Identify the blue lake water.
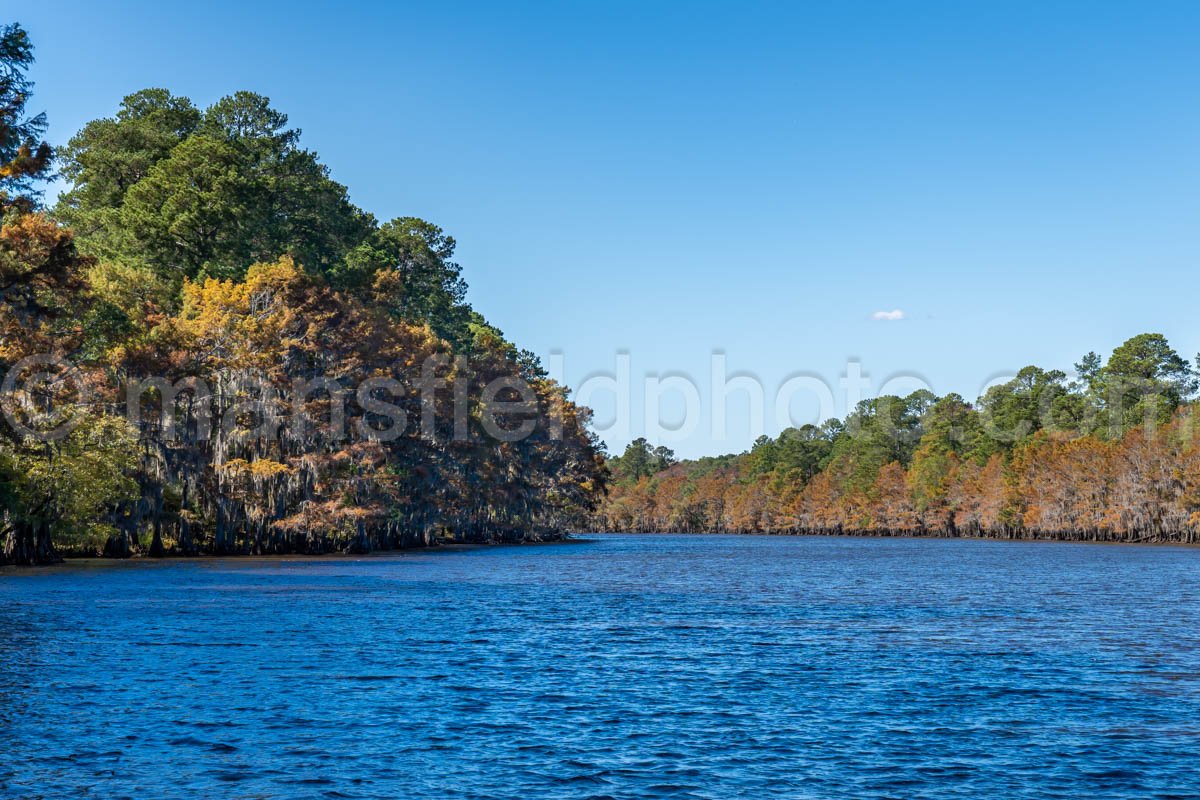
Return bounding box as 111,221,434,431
2,534,1200,799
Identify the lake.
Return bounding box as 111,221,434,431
2,534,1199,799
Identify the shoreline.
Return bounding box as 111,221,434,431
582,530,1200,548
5,531,1196,573
0,535,591,572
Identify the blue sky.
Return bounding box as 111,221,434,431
18,1,1200,458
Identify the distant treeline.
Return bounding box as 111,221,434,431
597,334,1200,544
0,24,607,565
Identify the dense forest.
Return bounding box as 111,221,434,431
0,24,607,565
598,335,1200,543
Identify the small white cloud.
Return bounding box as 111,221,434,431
871,309,905,321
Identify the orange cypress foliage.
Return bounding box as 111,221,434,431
867,462,921,534
950,453,1010,537
0,213,89,361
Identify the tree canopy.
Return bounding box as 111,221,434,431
1,28,608,564
596,334,1200,543
56,89,372,282
0,23,50,211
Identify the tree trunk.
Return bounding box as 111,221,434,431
34,522,59,564
104,529,132,558
4,524,33,565
4,521,62,566
348,519,372,554
148,516,166,558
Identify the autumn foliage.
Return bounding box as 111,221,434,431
598,360,1200,544
0,26,607,564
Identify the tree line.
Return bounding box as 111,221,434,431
0,24,607,565
597,334,1200,543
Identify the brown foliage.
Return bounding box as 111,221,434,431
598,411,1200,543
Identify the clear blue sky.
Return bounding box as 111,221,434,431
18,1,1200,458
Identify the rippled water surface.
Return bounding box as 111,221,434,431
3,534,1200,799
